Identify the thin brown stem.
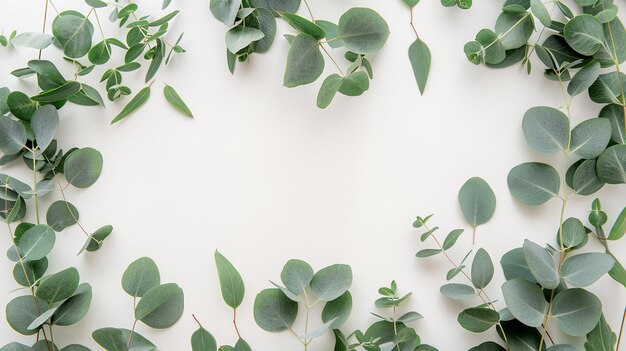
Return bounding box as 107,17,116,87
192,314,203,328
233,307,242,339
618,307,625,351
302,0,315,21
409,8,419,40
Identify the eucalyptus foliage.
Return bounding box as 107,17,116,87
209,0,389,108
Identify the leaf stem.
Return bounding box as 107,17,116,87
409,8,419,40
233,307,242,339
39,0,49,60
319,44,344,76
618,307,625,351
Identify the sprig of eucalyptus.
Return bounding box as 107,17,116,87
209,0,390,109
414,174,625,350
7,0,192,123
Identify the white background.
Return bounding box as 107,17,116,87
1,0,625,350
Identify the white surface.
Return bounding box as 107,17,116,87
1,1,625,350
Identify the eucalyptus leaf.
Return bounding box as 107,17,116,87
46,200,79,232
501,278,548,327
457,308,500,333
408,39,431,95
507,162,560,206
210,0,243,25
111,86,151,124
225,26,265,54
523,239,559,289
191,327,217,351
122,257,161,297
253,288,298,332
321,291,352,329
471,248,494,289
440,283,476,300
36,267,80,303
215,251,245,308
6,295,48,335
280,259,313,296
552,288,602,336
568,62,601,96
317,74,342,109
310,264,352,301
30,105,59,151
337,8,390,55
522,106,569,153
560,253,614,287
134,283,185,329
0,116,27,155
164,85,193,118
564,15,605,56
52,11,95,58
458,177,496,241
64,147,103,188
52,283,92,326
599,104,625,144
596,144,626,184
283,34,324,88
18,224,56,261
570,118,612,159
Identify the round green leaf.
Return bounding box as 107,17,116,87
570,118,612,159
599,104,625,144
64,147,103,188
52,11,95,58
471,248,494,289
321,291,352,329
253,288,298,332
253,8,277,53
458,177,496,233
36,267,80,303
522,106,569,153
568,62,601,96
215,251,245,308
508,162,560,206
210,0,243,25
457,307,500,333
502,278,548,327
0,116,26,156
134,283,185,329
280,259,313,296
92,328,127,351
310,264,352,301
13,258,48,287
560,253,614,287
523,239,559,289
572,159,604,196
596,144,626,184
225,26,265,54
122,257,161,297
558,217,586,248
6,295,48,335
495,11,534,50
192,327,217,351
46,200,79,232
31,105,59,151
283,33,324,88
18,224,56,261
338,71,369,96
7,91,37,121
589,72,626,105
564,15,605,56
440,283,476,300
88,40,111,65
337,8,390,55
52,283,92,326
552,288,602,336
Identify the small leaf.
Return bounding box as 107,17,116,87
596,144,626,184
570,119,612,159
523,239,559,289
440,283,476,300
31,105,59,151
192,327,217,351
64,147,103,188
442,229,464,250
18,224,56,261
280,259,313,296
283,33,324,88
508,162,560,206
36,267,80,303
408,38,431,95
215,251,245,308
458,308,500,333
253,288,298,332
0,115,27,155
225,26,265,54
568,62,601,96
164,85,193,117
337,8,390,55
471,248,494,289
563,15,605,56
135,283,185,329
321,291,352,329
310,264,352,301
458,177,496,242
122,257,161,297
111,86,150,124
608,206,626,240
317,74,342,109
